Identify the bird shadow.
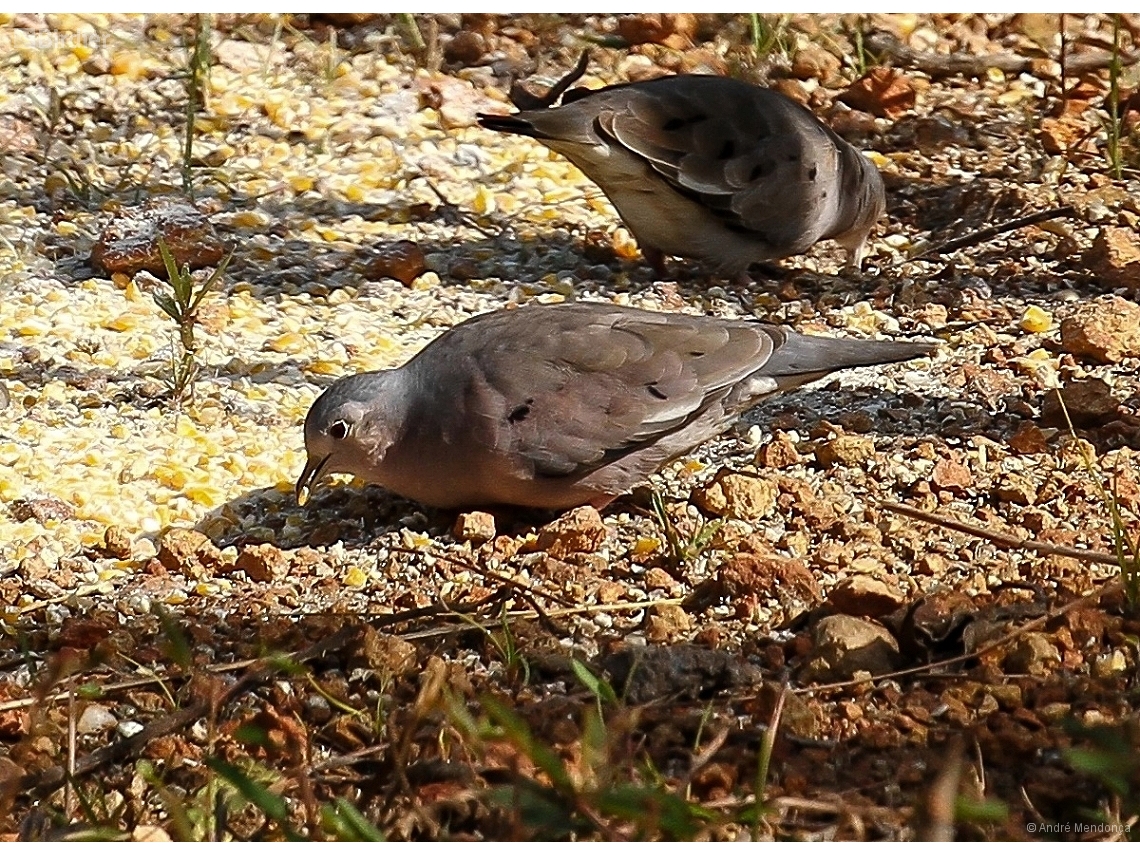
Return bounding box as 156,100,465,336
35,139,1108,336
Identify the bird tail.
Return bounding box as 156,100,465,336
763,330,936,388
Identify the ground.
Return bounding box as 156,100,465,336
0,12,1139,842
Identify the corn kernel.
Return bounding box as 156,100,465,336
268,332,306,353
343,565,368,587
232,210,271,229
631,536,660,557
1020,305,1052,333
472,185,496,215
184,484,225,506
104,313,140,331
153,465,189,490
109,50,144,78
15,319,50,336
289,175,315,193
611,228,640,260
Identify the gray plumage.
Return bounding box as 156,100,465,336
296,302,934,511
477,74,886,276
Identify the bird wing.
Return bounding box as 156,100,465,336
430,303,775,479
595,77,849,252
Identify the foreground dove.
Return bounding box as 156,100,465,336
296,302,933,511
478,74,885,277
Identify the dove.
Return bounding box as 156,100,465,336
296,302,934,511
477,73,885,278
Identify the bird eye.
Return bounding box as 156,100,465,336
329,419,350,440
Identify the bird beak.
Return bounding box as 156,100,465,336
295,453,331,506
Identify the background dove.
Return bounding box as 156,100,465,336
478,74,886,278
296,302,933,511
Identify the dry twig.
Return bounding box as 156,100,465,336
787,497,1129,694
866,30,1140,78
899,205,1076,265
880,500,1121,566
21,625,361,797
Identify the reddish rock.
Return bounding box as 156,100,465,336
646,602,692,642
101,525,134,560
716,551,821,604
755,431,801,468
1003,632,1061,676
839,67,916,118
643,567,678,591
0,115,38,155
1040,114,1096,155
1042,378,1120,427
444,30,486,65
791,44,842,83
1060,296,1140,364
354,626,418,677
1083,226,1140,290
91,198,225,276
801,499,840,532
234,543,289,582
9,496,75,523
452,511,496,545
771,78,809,106
930,457,973,494
815,435,875,468
801,615,901,681
616,13,697,49
363,240,428,286
692,469,778,520
994,474,1038,505
535,506,609,559
914,553,948,576
156,528,221,573
1009,422,1048,454
827,575,905,619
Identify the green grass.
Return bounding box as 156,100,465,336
650,490,722,574
180,14,212,197
476,696,721,840
152,237,231,408
749,13,793,60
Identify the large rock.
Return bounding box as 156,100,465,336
692,469,778,520
1060,296,1140,364
800,615,900,681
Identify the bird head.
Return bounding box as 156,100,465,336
295,371,402,505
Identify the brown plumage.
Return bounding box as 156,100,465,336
296,302,934,510
478,74,886,277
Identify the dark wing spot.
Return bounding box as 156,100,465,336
508,403,532,423
717,139,735,159
647,383,668,400
689,351,705,357
748,159,775,182
663,114,708,131
807,165,818,181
